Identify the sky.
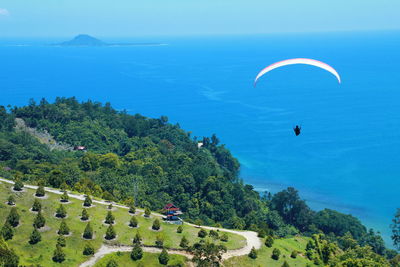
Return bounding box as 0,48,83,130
0,0,400,37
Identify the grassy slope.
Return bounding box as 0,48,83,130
0,181,244,266
224,237,316,267
94,252,188,267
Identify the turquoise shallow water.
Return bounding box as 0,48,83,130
1,31,400,244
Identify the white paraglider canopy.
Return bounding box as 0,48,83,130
254,58,341,86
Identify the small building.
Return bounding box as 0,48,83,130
74,146,86,151
163,203,183,224
197,142,203,148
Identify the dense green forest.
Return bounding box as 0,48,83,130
0,97,397,265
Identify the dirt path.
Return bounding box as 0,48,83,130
0,177,261,266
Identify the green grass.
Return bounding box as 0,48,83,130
224,237,316,267
0,181,245,266
93,251,188,267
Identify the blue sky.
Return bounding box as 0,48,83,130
0,0,399,37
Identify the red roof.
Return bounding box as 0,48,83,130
163,203,179,210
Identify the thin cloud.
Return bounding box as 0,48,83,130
0,8,9,16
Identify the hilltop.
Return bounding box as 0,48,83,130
58,34,106,46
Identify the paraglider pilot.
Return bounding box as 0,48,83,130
293,125,301,136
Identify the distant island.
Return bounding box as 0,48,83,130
55,34,165,47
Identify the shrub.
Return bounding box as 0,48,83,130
1,222,14,240
83,222,93,239
265,235,274,247
220,233,229,242
83,242,95,255
7,195,15,206
152,219,161,230
106,259,118,267
56,204,67,218
290,250,298,259
272,248,281,260
159,248,169,265
58,220,70,235
33,211,46,229
133,232,142,245
105,211,115,224
177,225,183,233
83,195,92,207
282,261,290,267
60,191,69,202
0,236,19,266
144,207,151,217
29,228,41,244
52,244,66,263
198,229,207,238
13,180,23,191
81,209,89,221
258,229,267,238
6,207,19,227
248,246,257,259
155,234,164,248
209,230,219,240
32,199,42,212
129,216,138,227
35,185,45,197
129,205,136,214
105,224,116,240
131,243,143,260
179,236,189,248
57,235,66,247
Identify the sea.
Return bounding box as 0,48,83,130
1,31,400,245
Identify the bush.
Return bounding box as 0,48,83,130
131,243,143,260
198,229,207,238
56,204,67,218
290,250,298,259
152,219,161,230
282,261,290,267
32,199,42,212
177,225,183,233
133,232,142,245
105,211,115,224
35,185,45,197
57,235,66,247
6,207,19,227
83,242,95,255
159,248,169,265
248,246,257,259
58,220,70,235
220,232,229,242
180,236,189,248
129,216,138,227
0,236,19,266
209,230,219,240
272,248,281,260
60,191,69,202
52,244,66,263
33,211,46,229
265,235,274,247
106,259,118,267
105,224,116,240
84,195,92,207
155,234,164,248
81,209,89,221
129,205,136,214
7,195,15,206
29,228,42,244
13,180,23,191
83,222,93,239
1,222,14,240
108,203,113,210
258,229,267,238
144,207,151,217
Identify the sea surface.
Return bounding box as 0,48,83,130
1,32,400,244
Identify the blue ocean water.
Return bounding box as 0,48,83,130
1,32,400,244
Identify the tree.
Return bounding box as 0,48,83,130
58,220,70,235
57,235,66,247
282,261,290,267
60,191,69,202
108,203,113,210
32,199,42,212
129,216,138,228
35,185,45,197
191,240,227,267
158,248,169,265
1,222,14,240
177,225,183,233
7,195,15,206
105,211,115,224
198,229,207,238
129,205,136,214
291,250,298,258
56,204,67,218
144,207,151,217
155,234,164,248
391,208,400,250
83,222,93,239
81,209,89,221
29,228,41,244
83,195,92,207
180,236,189,249
133,232,142,245
265,235,274,247
6,207,19,227
152,219,160,230
52,244,66,263
83,242,95,255
130,243,143,261
106,259,118,267
105,224,116,240
220,233,229,242
209,230,219,240
13,180,23,191
272,248,281,260
248,246,257,259
0,236,19,267
33,211,46,228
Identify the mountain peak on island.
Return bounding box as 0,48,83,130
59,34,106,46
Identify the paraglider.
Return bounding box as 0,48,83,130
254,58,341,136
